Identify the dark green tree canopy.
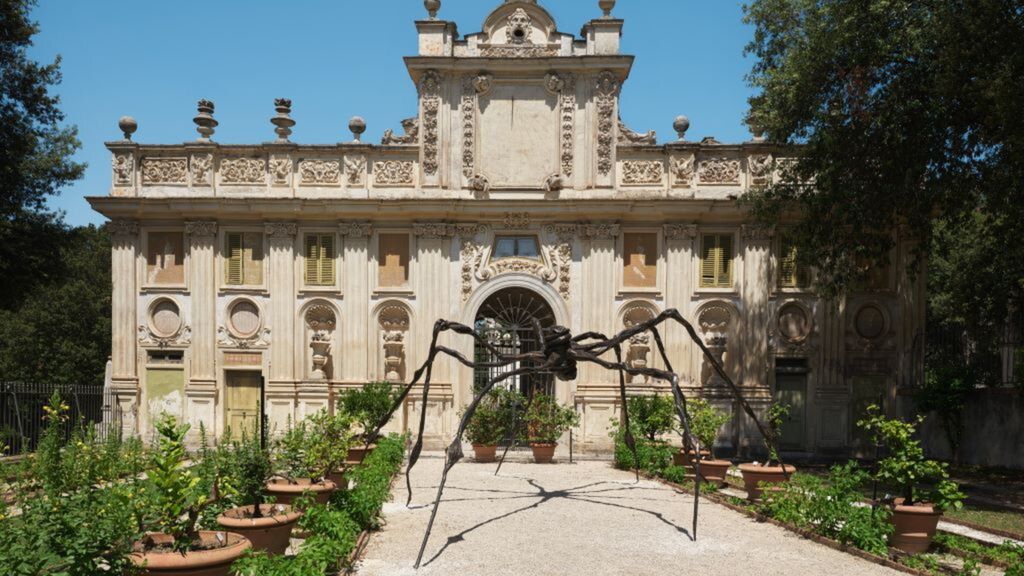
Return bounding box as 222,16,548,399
1,0,84,308
743,0,1024,303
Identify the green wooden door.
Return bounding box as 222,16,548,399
225,371,261,437
774,369,807,450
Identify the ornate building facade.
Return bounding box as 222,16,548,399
89,0,924,456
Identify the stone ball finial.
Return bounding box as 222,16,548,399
349,116,366,142
673,115,690,141
194,99,218,142
424,0,440,19
272,98,295,143
118,116,137,141
599,0,616,17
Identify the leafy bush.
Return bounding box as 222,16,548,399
759,461,892,555
339,382,401,439
216,422,275,518
462,390,506,446
686,398,729,458
623,394,677,441
663,465,690,484
858,405,964,511
274,410,354,481
611,427,674,476
524,394,579,444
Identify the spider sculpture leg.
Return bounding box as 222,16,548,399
415,363,549,569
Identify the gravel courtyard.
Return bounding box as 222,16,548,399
355,455,903,576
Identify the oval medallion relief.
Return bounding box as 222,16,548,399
854,304,887,341
777,303,811,343
150,299,182,338
228,300,261,338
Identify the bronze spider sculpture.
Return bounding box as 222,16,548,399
364,308,783,568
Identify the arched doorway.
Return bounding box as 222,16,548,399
473,287,556,400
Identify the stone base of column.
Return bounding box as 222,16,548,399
109,378,140,439
185,379,217,445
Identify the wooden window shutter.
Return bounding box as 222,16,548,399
779,237,797,288
225,232,243,285
304,234,319,285
701,235,718,287
242,232,263,285
719,234,733,287
319,234,336,286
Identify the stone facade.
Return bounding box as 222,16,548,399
89,0,924,456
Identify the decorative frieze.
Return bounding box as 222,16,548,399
664,224,698,242
139,324,192,348
344,156,366,185
621,160,664,185
480,46,558,58
545,72,576,178
373,160,415,186
184,221,217,238
419,70,441,176
748,154,774,186
220,157,266,185
264,222,298,239
269,156,293,186
671,154,695,187
141,158,187,185
338,222,373,238
581,222,621,240
190,154,213,186
544,224,576,301
412,223,454,239
698,157,741,185
112,154,134,186
461,76,481,179
108,219,139,238
595,71,619,176
741,224,774,243
218,326,271,349
299,159,340,185
503,212,531,230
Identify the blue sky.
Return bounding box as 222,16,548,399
29,0,756,227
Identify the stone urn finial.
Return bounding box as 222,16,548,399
424,0,441,19
118,116,137,141
271,98,295,143
673,115,690,141
193,99,218,142
349,116,366,143
599,0,616,18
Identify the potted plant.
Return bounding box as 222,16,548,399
739,402,797,500
858,405,964,553
524,394,579,464
462,389,508,462
131,414,251,576
216,424,301,555
265,413,340,508
339,382,398,462
686,398,733,485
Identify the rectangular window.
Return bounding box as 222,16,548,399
623,232,657,288
378,233,410,288
224,232,264,286
700,233,734,288
304,233,336,287
146,232,185,285
493,236,540,260
777,235,808,289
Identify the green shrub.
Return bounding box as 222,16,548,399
462,390,506,446
524,394,579,444
339,382,401,438
611,427,674,476
663,465,690,484
686,398,729,459
623,394,677,441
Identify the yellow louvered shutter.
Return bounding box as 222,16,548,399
701,235,718,287
719,234,733,287
779,237,797,288
225,232,243,285
243,232,263,285
305,234,319,285
701,234,733,288
319,234,335,286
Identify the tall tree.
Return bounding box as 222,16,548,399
742,0,1024,311
1,0,84,309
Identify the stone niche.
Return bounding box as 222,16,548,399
477,82,560,188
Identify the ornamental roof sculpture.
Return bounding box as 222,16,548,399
99,0,788,205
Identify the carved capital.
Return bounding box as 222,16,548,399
581,223,621,240
664,224,698,242
108,219,139,238
264,222,298,239
338,222,373,238
741,224,775,242
450,224,487,239
413,223,454,239
184,221,217,238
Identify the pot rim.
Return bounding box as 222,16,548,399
892,499,940,515
265,479,338,494
131,531,251,569
528,442,558,448
696,459,733,467
217,504,302,528
472,443,498,449
738,463,797,474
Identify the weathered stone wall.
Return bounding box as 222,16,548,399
920,388,1024,469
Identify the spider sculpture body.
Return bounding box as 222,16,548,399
364,308,782,569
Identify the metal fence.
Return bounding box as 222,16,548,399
0,382,120,456
923,306,1023,388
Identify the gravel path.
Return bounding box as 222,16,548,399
355,455,904,576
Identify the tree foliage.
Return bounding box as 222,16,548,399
743,0,1024,305
1,0,85,308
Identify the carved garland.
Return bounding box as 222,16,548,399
374,161,415,186
419,70,441,176
220,158,266,185
596,71,619,176
546,72,576,177
622,160,663,185
141,158,187,185
218,326,271,349
461,74,491,180
299,160,340,185
698,157,742,185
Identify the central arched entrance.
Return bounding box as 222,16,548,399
473,287,556,400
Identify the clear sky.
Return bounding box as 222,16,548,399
29,0,756,227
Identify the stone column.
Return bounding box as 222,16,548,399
664,224,698,381
339,222,372,387
109,220,140,436
184,221,218,437
580,223,620,384
265,222,298,431
740,225,773,453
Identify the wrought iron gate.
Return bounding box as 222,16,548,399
473,287,556,400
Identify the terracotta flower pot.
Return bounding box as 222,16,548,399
131,531,251,576
738,463,796,501
694,459,732,485
217,504,301,556
325,459,361,489
347,443,377,464
672,448,710,467
473,444,498,463
264,478,337,508
530,443,557,464
890,499,942,554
